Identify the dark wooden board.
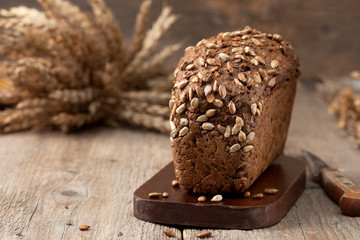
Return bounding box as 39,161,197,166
133,155,306,229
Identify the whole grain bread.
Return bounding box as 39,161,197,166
170,26,300,195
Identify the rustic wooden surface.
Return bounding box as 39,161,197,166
0,86,359,239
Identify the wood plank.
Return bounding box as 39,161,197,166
0,128,182,239
183,85,360,239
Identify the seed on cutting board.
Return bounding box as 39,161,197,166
244,191,251,198
162,192,169,198
172,180,180,187
118,232,123,236
64,205,69,209
198,196,206,202
252,193,264,199
211,194,223,202
163,229,176,237
196,231,212,238
264,188,279,195
148,192,162,198
79,225,90,231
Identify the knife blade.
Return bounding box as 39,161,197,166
302,150,360,216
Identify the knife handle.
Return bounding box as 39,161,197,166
320,168,360,216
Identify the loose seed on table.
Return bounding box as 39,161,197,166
252,193,264,199
79,225,90,231
196,231,212,238
244,191,251,198
163,229,176,237
211,194,223,202
198,196,206,202
148,192,162,198
162,192,169,198
172,180,179,187
264,188,279,195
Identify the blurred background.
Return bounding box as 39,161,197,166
1,0,359,79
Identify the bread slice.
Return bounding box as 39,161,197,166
170,26,300,194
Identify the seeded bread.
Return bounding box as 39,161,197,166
170,26,300,195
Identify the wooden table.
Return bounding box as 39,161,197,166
0,85,359,239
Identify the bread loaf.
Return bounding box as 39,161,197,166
170,26,300,195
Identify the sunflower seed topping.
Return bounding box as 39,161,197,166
178,80,189,89
188,88,193,100
204,85,212,96
170,121,176,131
190,75,199,83
191,97,199,109
243,145,254,152
253,72,262,83
197,115,208,122
195,86,204,97
271,60,279,68
227,62,233,73
197,71,206,81
230,143,241,153
224,125,231,138
268,77,276,87
251,103,257,116
273,33,283,42
198,57,205,66
179,127,189,137
180,118,189,126
236,116,244,127
219,53,230,62
206,93,215,103
232,47,244,53
213,80,218,92
244,46,251,54
186,64,195,70
202,122,215,130
219,85,227,99
206,109,216,117
251,38,262,46
238,73,246,82
206,58,217,66
232,125,241,135
217,124,226,134
247,132,255,142
176,103,186,114
228,101,236,114
238,131,246,141
213,99,223,108
255,56,266,65
250,58,259,66
169,100,176,110
205,42,217,49
234,79,244,90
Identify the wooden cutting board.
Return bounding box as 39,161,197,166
133,155,306,229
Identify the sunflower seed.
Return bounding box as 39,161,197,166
273,33,283,42
196,231,212,238
197,71,206,81
255,56,265,65
228,101,236,114
236,116,244,127
180,61,188,70
234,54,244,60
180,118,189,126
179,127,190,137
172,179,180,187
253,72,262,83
219,85,227,99
238,131,246,141
163,229,176,237
195,86,203,97
196,39,205,46
210,66,220,72
198,57,205,66
244,46,251,54
264,188,279,195
242,35,250,40
186,64,195,70
217,125,226,134
268,77,276,87
178,79,189,89
170,121,176,131
79,225,90,231
234,79,244,90
180,92,187,102
206,93,215,103
256,109,261,116
243,145,254,152
191,97,199,109
204,85,212,96
174,68,180,78
202,122,215,130
232,125,241,135
212,81,218,93
206,109,216,117
250,58,259,66
190,75,199,83
244,191,251,198
213,99,223,108
149,192,162,198
198,196,206,202
188,88,193,100
196,115,208,122
238,73,246,82
169,100,176,110
227,62,233,73
171,128,178,138
251,103,257,116
232,47,244,53
219,53,230,62
224,125,231,138
176,103,186,114
230,143,241,153
252,193,264,199
162,192,169,198
258,102,263,112
205,42,217,49
211,194,223,202
267,69,279,75
271,60,279,68
246,132,255,142
251,38,262,46
206,58,217,66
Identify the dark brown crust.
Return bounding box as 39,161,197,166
170,26,300,194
